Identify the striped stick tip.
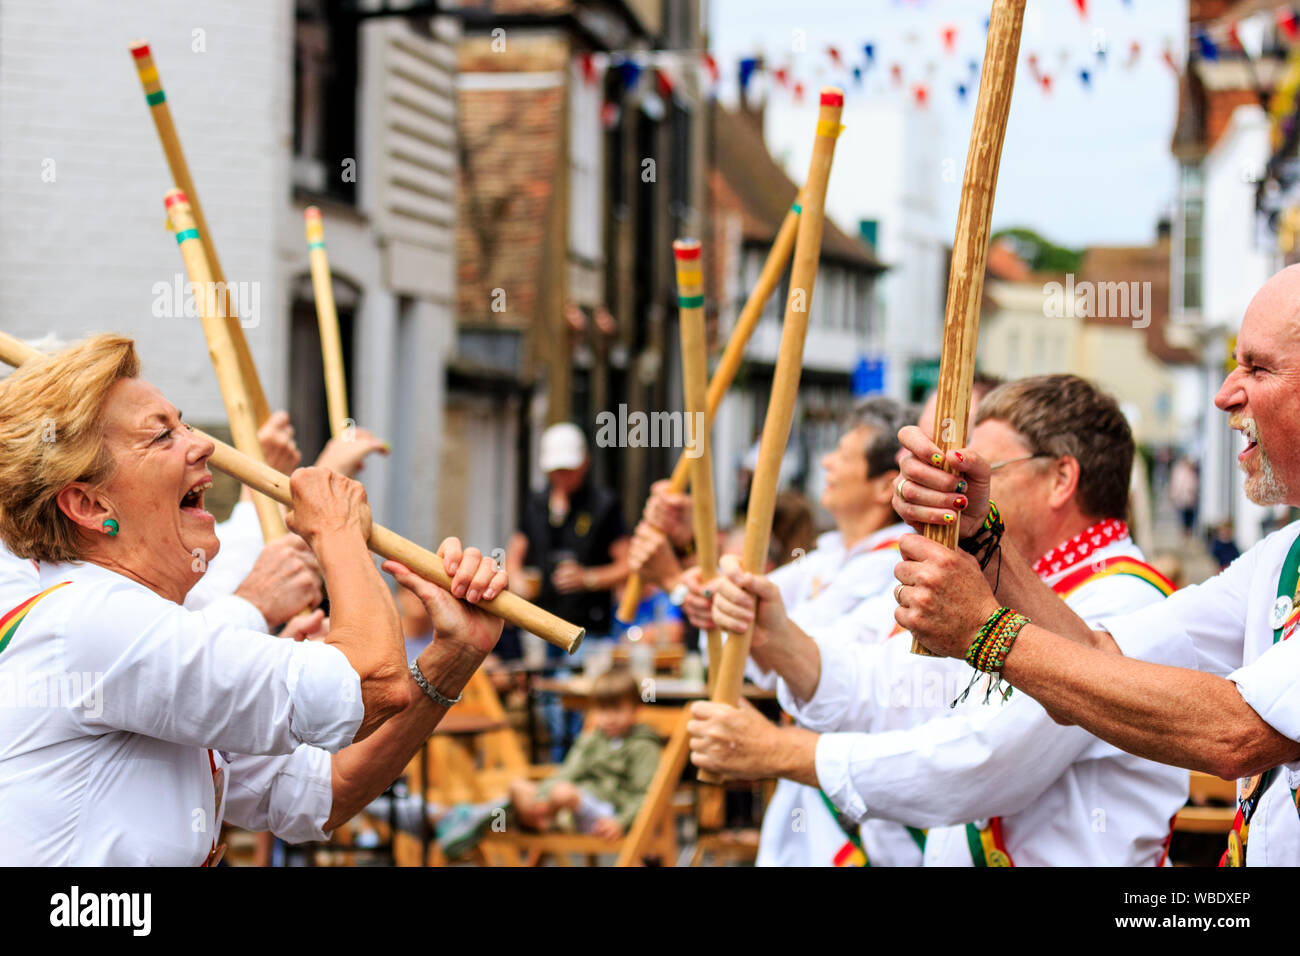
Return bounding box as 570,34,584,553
163,189,188,209
304,206,322,221
672,238,701,260
128,39,151,59
819,87,845,106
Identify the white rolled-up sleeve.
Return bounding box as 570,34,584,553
814,695,1093,827
1230,637,1300,742
221,745,336,844
777,634,892,732
1098,546,1258,677
66,581,363,755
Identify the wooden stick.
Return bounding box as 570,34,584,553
0,329,585,654
671,239,723,691
614,198,803,623
913,0,1025,655
700,89,844,786
305,207,350,438
129,40,271,426
166,190,287,542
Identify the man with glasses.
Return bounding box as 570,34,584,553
889,265,1300,866
686,375,1189,865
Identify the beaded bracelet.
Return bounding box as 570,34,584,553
954,605,1030,707
959,501,1004,571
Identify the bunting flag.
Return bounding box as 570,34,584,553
617,57,642,91
827,46,843,68
1195,29,1218,62
773,66,790,87
579,52,597,85
1279,7,1300,45
702,52,720,85
1074,0,1088,19
942,25,958,54
1162,43,1180,75
738,56,758,92
1079,67,1091,89
792,81,805,103
863,43,875,66
1040,73,1053,95
889,62,903,86
956,82,968,102
1126,40,1141,69
912,83,928,108
852,66,863,86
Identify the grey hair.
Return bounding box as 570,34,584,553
843,396,913,477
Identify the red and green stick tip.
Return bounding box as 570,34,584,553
129,40,166,106
672,239,701,260
305,207,326,249
820,88,844,106
164,191,199,244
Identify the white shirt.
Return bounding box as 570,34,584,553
755,524,928,867
1102,520,1300,866
0,559,360,865
790,535,1191,866
0,501,266,616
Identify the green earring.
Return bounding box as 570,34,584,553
103,518,119,537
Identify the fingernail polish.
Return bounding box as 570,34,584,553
954,452,964,463
943,512,955,524
956,480,967,494
955,496,968,509
930,453,943,466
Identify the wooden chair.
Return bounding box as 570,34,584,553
477,705,693,867
1172,771,1237,834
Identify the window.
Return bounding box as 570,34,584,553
289,271,359,463
1181,162,1203,313
293,0,359,204
569,58,605,263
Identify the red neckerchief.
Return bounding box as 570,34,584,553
1032,518,1128,578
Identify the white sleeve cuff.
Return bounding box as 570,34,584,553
1229,637,1300,743
776,640,858,731
286,641,364,752
814,733,868,823
223,745,336,843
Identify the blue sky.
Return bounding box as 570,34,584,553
708,0,1188,249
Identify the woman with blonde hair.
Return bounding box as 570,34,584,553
0,335,505,864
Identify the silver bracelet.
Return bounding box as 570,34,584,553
408,659,462,707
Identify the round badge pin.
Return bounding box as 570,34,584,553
1272,595,1294,631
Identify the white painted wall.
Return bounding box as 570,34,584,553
0,0,294,421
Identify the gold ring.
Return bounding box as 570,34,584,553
896,477,908,500
894,583,905,604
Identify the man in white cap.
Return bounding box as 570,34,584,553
507,423,630,759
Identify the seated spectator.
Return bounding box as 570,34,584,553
437,670,661,856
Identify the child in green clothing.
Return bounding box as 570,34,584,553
438,670,661,856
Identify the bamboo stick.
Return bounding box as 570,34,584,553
700,89,844,784
913,0,1025,655
0,329,585,654
166,190,287,541
129,40,271,426
672,239,723,691
614,198,803,623
305,207,350,438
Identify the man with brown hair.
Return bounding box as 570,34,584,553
687,375,1189,865
891,265,1300,866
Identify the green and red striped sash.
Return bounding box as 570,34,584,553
0,582,71,657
